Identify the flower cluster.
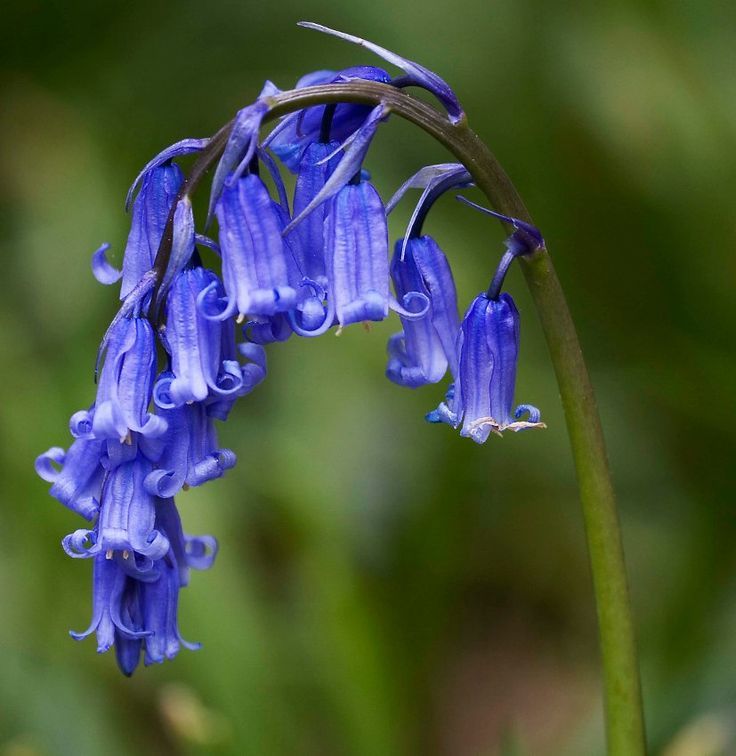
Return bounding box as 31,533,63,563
36,24,544,674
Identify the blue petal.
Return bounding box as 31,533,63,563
46,437,104,520
91,243,122,285
140,555,187,665
216,174,299,319
121,163,183,299
425,382,461,427
289,140,341,283
96,456,170,559
94,317,167,441
69,409,95,439
386,236,455,387
283,104,388,235
35,447,65,483
144,400,238,497
207,82,277,225
161,267,244,407
157,198,196,300
326,181,390,326
184,535,219,572
411,235,461,377
125,137,209,211
243,314,293,344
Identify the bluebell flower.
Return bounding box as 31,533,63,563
63,454,169,561
291,140,342,286
139,551,196,666
288,155,432,335
140,498,217,667
325,177,390,326
90,137,206,296
387,235,460,387
156,266,244,406
69,552,151,664
69,495,217,675
121,163,183,299
428,293,544,442
143,392,237,497
92,315,167,442
215,174,300,320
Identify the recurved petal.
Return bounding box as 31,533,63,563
185,535,219,571
35,447,65,483
69,409,95,439
91,243,122,285
47,436,104,520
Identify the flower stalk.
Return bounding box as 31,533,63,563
151,80,646,753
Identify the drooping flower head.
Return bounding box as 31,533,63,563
37,19,552,677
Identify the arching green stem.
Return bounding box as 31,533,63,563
152,81,646,754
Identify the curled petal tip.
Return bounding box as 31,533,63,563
35,447,66,483
91,243,122,285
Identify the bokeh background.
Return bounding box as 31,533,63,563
1,1,734,754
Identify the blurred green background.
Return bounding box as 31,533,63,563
1,0,734,754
